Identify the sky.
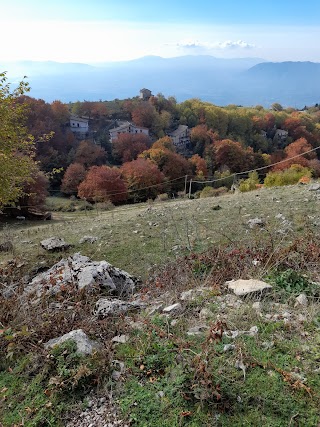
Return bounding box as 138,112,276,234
1,0,320,63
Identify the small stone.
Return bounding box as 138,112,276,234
295,293,308,307
79,236,98,244
309,183,320,191
163,303,182,314
171,319,178,327
187,325,209,336
111,335,129,344
249,326,258,336
223,344,235,352
247,217,265,228
252,302,261,310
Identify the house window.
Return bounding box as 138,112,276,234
140,129,142,133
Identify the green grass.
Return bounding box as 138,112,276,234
1,183,320,426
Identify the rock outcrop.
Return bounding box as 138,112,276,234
24,253,140,298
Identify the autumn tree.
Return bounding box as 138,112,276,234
112,133,150,163
190,124,214,155
131,102,158,128
0,74,38,207
51,100,70,125
189,154,208,178
121,158,165,201
273,137,316,170
75,140,106,167
78,166,127,203
152,136,175,152
61,163,86,195
214,139,251,172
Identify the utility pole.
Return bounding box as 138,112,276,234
188,179,192,199
184,175,188,196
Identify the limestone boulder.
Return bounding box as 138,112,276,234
44,329,99,355
40,237,71,251
24,253,140,298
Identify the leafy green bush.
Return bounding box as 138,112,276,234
266,268,319,296
264,165,312,187
239,171,260,192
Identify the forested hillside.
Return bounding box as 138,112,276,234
2,78,320,216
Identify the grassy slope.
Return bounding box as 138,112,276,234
1,184,320,426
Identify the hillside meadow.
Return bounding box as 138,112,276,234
1,184,320,426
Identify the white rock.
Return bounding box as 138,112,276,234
163,303,182,314
111,335,129,344
295,293,308,307
252,302,261,310
40,237,70,251
226,279,272,296
309,183,320,191
45,329,99,355
223,344,235,352
24,253,139,298
79,236,98,244
180,287,212,301
94,298,144,318
187,325,209,336
247,218,265,228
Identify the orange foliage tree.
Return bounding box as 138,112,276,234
75,140,106,168
61,163,86,195
274,138,316,170
121,158,165,201
189,154,208,178
112,133,150,163
78,166,127,203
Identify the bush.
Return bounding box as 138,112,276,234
239,171,260,192
95,200,115,211
199,186,228,198
264,165,312,187
156,193,169,202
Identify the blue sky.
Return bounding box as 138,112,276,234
1,0,320,62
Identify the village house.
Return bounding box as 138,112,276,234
69,115,89,138
168,125,190,150
109,121,149,142
273,129,289,146
139,88,152,100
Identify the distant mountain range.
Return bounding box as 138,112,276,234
2,56,320,107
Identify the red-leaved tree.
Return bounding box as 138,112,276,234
78,166,127,203
112,133,150,163
121,158,165,201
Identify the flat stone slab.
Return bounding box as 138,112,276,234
226,279,272,296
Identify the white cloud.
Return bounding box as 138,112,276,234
175,39,256,51
216,40,256,49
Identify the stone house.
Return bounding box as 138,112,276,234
109,121,149,142
273,129,289,146
70,115,89,138
169,125,190,150
139,88,152,100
